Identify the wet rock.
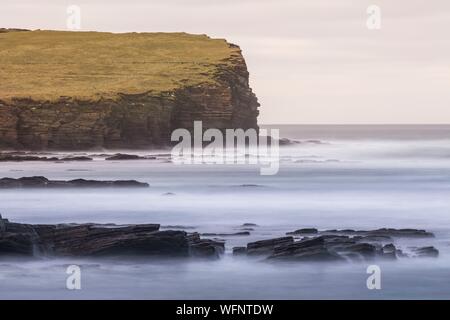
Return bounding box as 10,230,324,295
187,233,224,258
364,229,434,238
105,153,145,160
269,237,342,262
0,154,59,161
61,156,93,161
232,246,247,256
286,228,318,235
0,176,149,188
0,217,219,258
321,228,434,238
201,231,250,237
381,243,397,259
247,236,294,255
412,246,439,258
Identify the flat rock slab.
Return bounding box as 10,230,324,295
0,176,149,188
237,227,439,262
0,216,223,258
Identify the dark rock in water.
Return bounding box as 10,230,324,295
241,223,258,227
187,233,224,258
233,246,247,256
240,227,438,263
0,176,149,188
201,231,250,237
357,235,392,242
160,225,196,230
412,246,439,258
61,156,93,161
332,243,378,261
381,243,397,260
0,154,59,162
364,228,434,238
268,237,342,262
320,228,434,238
0,217,220,258
105,153,145,160
247,236,294,255
0,154,92,162
286,228,318,235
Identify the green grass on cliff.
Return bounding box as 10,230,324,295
0,30,240,102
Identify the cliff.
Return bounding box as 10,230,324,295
0,29,259,150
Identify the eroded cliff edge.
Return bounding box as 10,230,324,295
0,30,259,150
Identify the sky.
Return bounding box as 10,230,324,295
1,0,450,124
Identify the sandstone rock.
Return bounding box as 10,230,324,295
0,176,149,188
0,31,259,150
0,217,220,258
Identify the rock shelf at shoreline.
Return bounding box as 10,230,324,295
0,217,439,262
0,216,223,258
0,176,149,188
233,227,438,262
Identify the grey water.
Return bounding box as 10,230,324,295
1,125,450,299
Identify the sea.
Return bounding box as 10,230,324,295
0,124,449,299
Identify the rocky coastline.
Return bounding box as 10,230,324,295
0,216,439,262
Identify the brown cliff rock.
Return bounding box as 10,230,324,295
0,30,259,150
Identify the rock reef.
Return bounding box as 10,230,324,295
0,176,149,188
0,216,223,258
0,30,259,150
233,227,439,262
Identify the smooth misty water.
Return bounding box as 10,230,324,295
1,125,450,299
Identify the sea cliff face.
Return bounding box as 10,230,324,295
0,30,259,150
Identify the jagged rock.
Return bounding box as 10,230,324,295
0,176,149,188
246,236,294,255
105,154,145,160
0,218,220,258
241,228,438,263
0,154,59,161
187,233,224,258
286,228,318,235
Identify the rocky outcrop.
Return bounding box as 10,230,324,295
0,216,223,258
0,30,259,150
0,176,149,188
234,227,439,262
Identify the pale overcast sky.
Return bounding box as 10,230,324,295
1,0,450,124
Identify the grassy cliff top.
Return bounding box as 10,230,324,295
0,30,241,102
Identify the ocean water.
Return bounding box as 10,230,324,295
1,125,450,299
